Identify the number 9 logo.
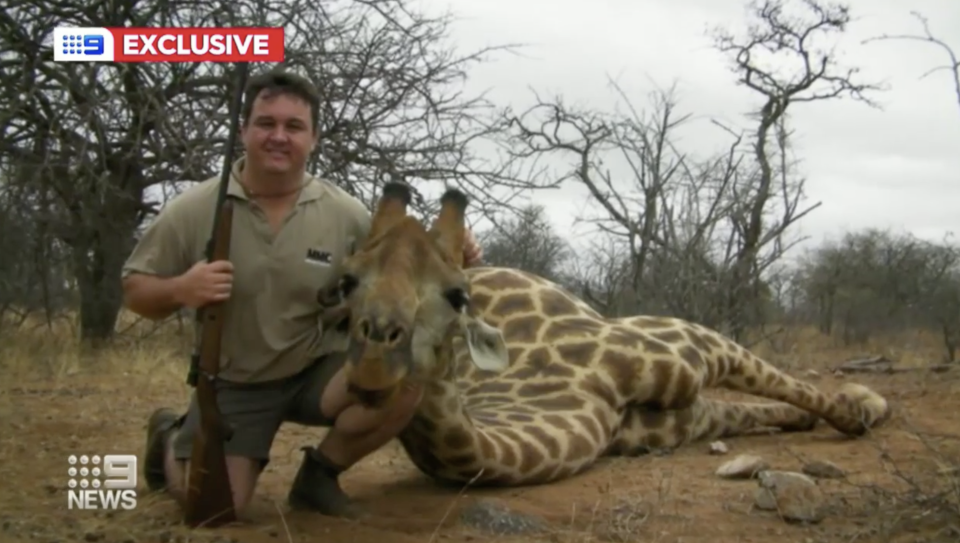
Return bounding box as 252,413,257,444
102,454,138,490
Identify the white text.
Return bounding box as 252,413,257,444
122,34,271,56
68,489,138,510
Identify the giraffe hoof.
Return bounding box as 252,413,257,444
833,383,891,435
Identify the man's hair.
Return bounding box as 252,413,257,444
241,69,321,132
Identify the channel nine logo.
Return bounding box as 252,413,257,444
50,26,285,63
67,454,138,510
53,27,114,62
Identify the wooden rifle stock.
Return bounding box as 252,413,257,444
184,199,237,528
183,62,248,528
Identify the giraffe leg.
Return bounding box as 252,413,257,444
695,332,891,436
693,398,820,436
606,396,820,456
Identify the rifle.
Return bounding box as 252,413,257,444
183,62,249,528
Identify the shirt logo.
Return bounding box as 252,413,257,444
305,248,333,267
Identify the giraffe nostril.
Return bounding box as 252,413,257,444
355,317,405,344
357,318,372,339
386,325,405,345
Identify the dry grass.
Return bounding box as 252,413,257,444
0,311,958,543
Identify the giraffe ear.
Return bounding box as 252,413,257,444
461,316,509,372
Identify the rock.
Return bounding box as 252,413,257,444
709,441,729,455
801,459,846,479
716,454,769,479
459,498,548,535
754,470,825,524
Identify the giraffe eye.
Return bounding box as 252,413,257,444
443,287,470,313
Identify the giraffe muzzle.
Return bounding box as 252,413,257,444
345,314,415,395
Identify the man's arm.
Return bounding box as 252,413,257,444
123,274,185,321
463,228,483,268
121,196,195,321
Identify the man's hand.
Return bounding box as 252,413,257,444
173,260,234,308
463,229,484,267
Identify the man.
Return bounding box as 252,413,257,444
121,69,483,519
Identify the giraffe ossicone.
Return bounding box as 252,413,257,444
320,181,892,487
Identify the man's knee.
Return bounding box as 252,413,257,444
168,393,279,513
333,382,423,436
163,458,188,498
172,457,262,513
225,456,263,511
318,366,352,422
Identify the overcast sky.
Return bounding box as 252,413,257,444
423,0,960,255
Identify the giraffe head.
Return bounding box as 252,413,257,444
322,181,509,406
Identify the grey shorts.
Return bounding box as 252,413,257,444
172,351,347,467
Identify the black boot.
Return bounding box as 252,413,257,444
287,447,361,518
143,408,182,492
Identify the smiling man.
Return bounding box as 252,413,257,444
121,69,483,518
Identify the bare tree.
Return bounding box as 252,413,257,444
0,176,73,335
562,236,632,317
478,204,571,281
793,229,960,361
704,0,883,337
795,230,916,344
502,0,881,337
0,0,530,343
504,82,740,327
862,10,960,117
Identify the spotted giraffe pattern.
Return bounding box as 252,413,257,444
393,266,890,486
331,185,892,487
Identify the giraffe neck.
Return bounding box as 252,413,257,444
397,337,603,486
398,340,497,484
395,269,624,486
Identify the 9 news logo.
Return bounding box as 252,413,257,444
66,454,138,510
52,27,114,62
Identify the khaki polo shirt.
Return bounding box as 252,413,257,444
122,158,371,383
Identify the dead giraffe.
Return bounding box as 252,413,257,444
319,182,891,487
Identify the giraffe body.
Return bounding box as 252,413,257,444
394,267,888,486
325,184,891,487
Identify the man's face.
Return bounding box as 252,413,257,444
241,90,316,175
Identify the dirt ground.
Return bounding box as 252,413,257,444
1,323,958,543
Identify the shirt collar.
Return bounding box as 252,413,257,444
225,156,327,205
